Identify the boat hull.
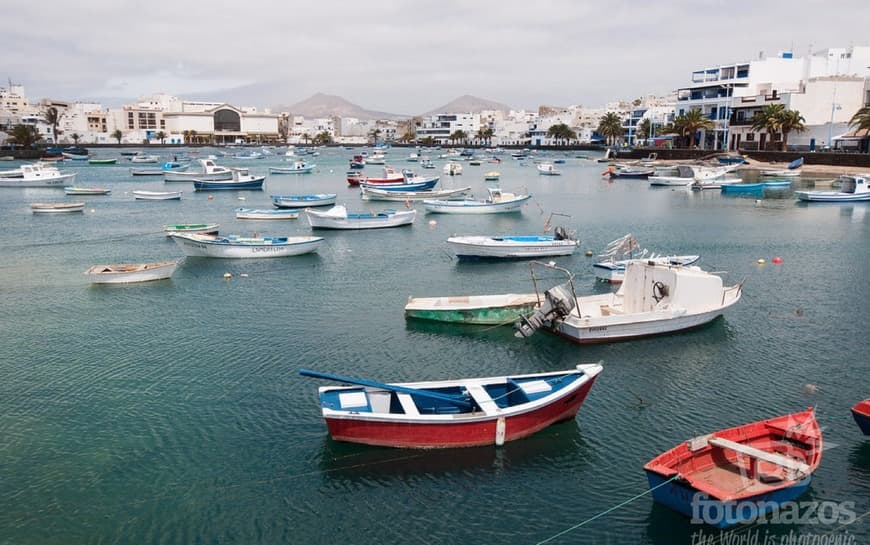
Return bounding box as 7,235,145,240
796,191,870,202
235,208,299,220
164,170,232,182
423,195,531,214
31,202,85,213
193,178,264,191
448,236,578,258
133,191,182,200
306,209,416,229
171,234,323,258
852,400,870,435
272,194,336,208
322,375,598,448
404,293,540,325
0,171,76,187
85,260,179,284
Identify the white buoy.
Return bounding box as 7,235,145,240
223,272,232,279
428,220,437,226
240,273,249,278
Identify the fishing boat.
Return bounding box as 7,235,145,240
721,180,791,194
63,152,88,160
130,161,189,176
366,152,386,165
404,293,541,325
64,186,111,195
88,158,117,165
84,259,180,284
605,165,655,179
443,162,463,176
761,157,803,177
349,155,365,169
30,201,85,213
235,208,299,220
852,400,870,435
420,158,435,169
132,190,182,201
715,154,747,165
484,171,500,181
795,174,870,202
270,161,315,174
515,260,742,343
643,408,821,528
0,164,77,187
346,166,405,186
647,165,736,187
537,163,561,175
359,178,438,192
447,227,579,259
170,232,324,258
271,193,337,208
306,205,416,230
162,223,220,236
164,159,234,182
360,186,470,202
422,187,531,214
690,178,743,190
298,363,602,448
193,171,266,191
130,153,160,164
593,234,699,283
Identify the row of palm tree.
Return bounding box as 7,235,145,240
850,106,870,133
748,104,806,151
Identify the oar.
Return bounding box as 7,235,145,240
299,369,473,409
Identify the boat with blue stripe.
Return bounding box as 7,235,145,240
272,193,337,208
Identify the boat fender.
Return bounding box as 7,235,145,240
652,281,669,303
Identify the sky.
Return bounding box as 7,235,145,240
4,0,869,115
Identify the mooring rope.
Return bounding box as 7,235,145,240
535,475,680,544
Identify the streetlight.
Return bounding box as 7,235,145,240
828,102,842,150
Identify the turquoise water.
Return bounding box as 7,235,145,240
1,149,867,544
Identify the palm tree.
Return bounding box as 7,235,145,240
750,104,785,150
678,109,714,149
636,119,652,142
111,129,123,144
597,112,623,146
778,109,806,151
189,130,198,144
44,107,60,143
848,106,870,133
182,130,191,145
450,130,468,145
546,123,577,144
368,128,381,144
9,124,41,148
71,133,81,145
155,131,166,144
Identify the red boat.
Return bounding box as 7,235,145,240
644,408,822,527
346,166,404,186
852,399,870,435
300,364,602,448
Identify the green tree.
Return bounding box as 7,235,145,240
189,130,198,144
111,129,123,144
848,106,870,133
636,118,652,142
546,123,577,143
368,128,381,144
9,124,41,148
182,130,191,144
778,109,806,151
476,127,494,145
597,112,623,146
750,104,785,150
44,106,60,143
155,131,166,144
449,130,468,145
312,131,332,145
70,133,81,145
420,136,435,147
678,109,714,149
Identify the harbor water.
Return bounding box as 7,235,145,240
0,149,867,544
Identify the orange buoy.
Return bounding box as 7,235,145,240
772,256,783,264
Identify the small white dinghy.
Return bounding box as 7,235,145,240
31,201,85,213
235,208,300,220
447,227,579,258
85,260,180,284
170,233,324,258
132,190,182,200
423,187,531,214
306,205,416,230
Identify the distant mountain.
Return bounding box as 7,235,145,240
275,93,406,120
422,95,512,116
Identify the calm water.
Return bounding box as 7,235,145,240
0,149,867,545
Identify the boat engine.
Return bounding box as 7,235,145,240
514,282,576,338
554,226,567,240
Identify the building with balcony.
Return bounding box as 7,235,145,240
416,113,480,144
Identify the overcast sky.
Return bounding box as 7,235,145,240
4,0,868,114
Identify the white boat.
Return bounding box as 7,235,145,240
84,260,180,284
795,174,870,202
515,260,743,344
64,186,111,195
30,201,85,213
271,194,336,208
404,293,541,325
130,162,189,176
130,154,160,163
443,162,463,175
761,157,803,177
162,223,220,236
360,186,471,202
306,205,416,230
447,227,579,258
132,190,182,201
690,178,743,190
537,163,561,176
484,171,500,181
235,208,300,220
164,159,234,181
170,233,324,258
366,152,386,165
422,187,531,214
0,164,76,187
648,165,702,186
271,161,315,174
407,153,419,162
593,233,699,283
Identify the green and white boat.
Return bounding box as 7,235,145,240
404,293,540,325
162,223,220,236
88,158,117,165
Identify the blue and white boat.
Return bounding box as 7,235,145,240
761,157,803,177
359,177,438,192
270,161,315,174
130,161,190,176
193,171,265,191
171,233,323,258
235,208,300,220
422,187,531,214
306,205,416,230
447,229,579,259
721,180,791,194
272,193,337,208
795,174,870,202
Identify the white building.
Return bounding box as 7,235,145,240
416,113,480,144
676,45,870,150
164,104,279,144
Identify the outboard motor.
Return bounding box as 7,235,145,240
514,282,577,338
554,226,567,241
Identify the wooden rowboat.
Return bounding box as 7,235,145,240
404,293,540,325
31,201,85,213
85,260,179,284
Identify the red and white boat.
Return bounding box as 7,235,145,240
644,408,822,527
300,363,602,448
852,400,870,435
346,166,404,186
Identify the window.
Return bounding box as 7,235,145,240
746,133,754,141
